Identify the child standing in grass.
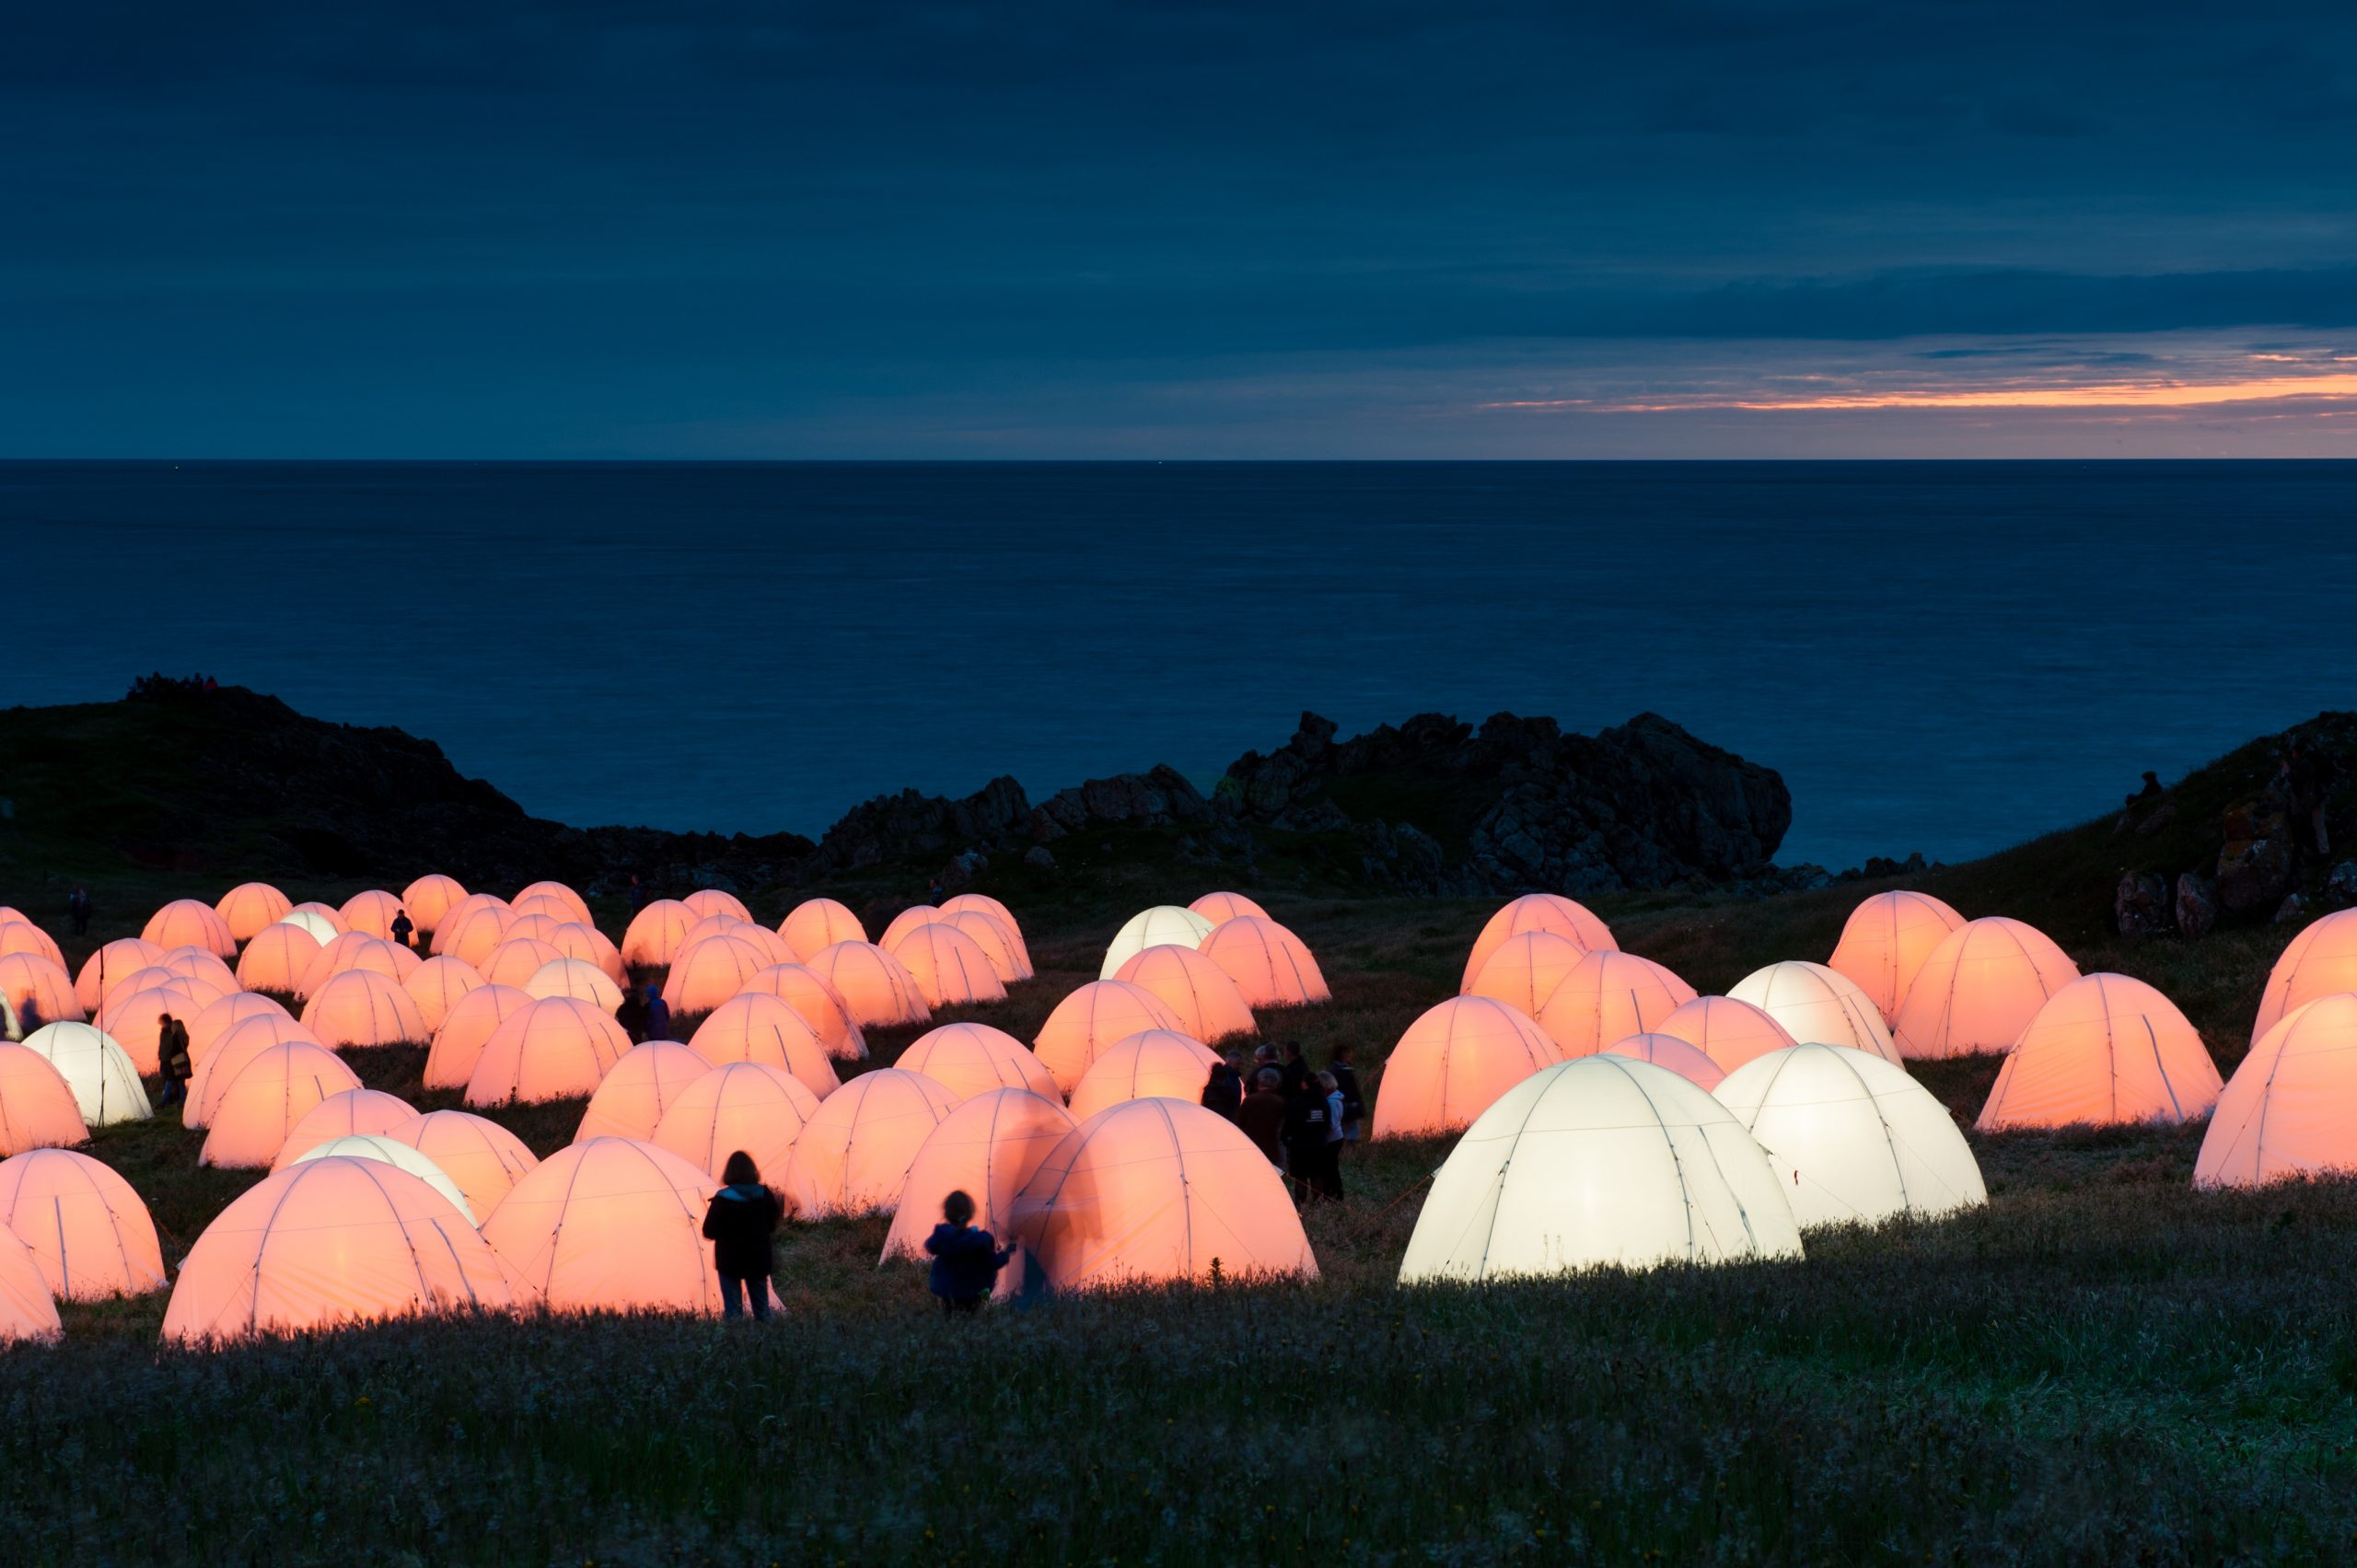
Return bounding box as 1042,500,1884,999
702,1150,781,1321
924,1191,1014,1316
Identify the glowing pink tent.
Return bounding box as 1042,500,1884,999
2198,994,2357,1186
780,1069,961,1217
1654,995,1798,1074
341,889,407,943
1188,890,1270,927
1112,944,1257,1043
188,992,289,1062
524,956,624,1013
0,919,65,971
2252,908,2357,1047
737,964,866,1061
1067,1029,1223,1121
575,1042,716,1144
945,910,1029,983
1033,981,1186,1096
1533,950,1698,1059
99,984,209,1074
1892,917,2080,1060
1461,894,1616,992
186,1014,320,1129
74,938,168,1013
687,993,842,1099
1464,930,1587,1017
0,953,82,1032
464,995,630,1106
269,1087,421,1168
0,1148,164,1299
880,1088,1076,1265
1980,972,2221,1131
879,904,944,951
940,894,1032,974
236,923,321,993
513,881,593,925
143,899,236,959
896,1022,1061,1103
660,933,772,1016
621,899,699,970
805,942,932,1028
299,932,419,999
302,969,429,1050
215,882,293,943
887,923,1007,1008
0,1226,59,1342
200,1040,366,1168
1600,1031,1725,1090
424,983,533,1091
1828,890,1967,1024
0,1045,88,1156
478,936,565,992
782,898,865,961
384,1110,540,1218
545,922,627,983
1198,917,1329,1008
1371,995,1562,1139
650,1062,823,1181
401,954,486,1034
480,1138,722,1315
682,889,751,924
401,874,468,935
431,899,513,968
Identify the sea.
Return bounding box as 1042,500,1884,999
4,460,2352,872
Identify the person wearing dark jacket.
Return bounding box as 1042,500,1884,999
1237,1068,1288,1167
643,984,671,1042
66,888,89,936
925,1190,1014,1314
1328,1042,1365,1150
389,909,415,949
1283,1075,1335,1203
615,987,650,1044
1200,1062,1243,1121
156,1014,194,1108
701,1151,782,1320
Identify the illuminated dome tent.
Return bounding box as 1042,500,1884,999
279,904,345,944
201,1040,365,1168
162,948,239,994
1113,944,1257,1043
1461,894,1617,993
515,881,594,925
782,898,866,964
99,985,209,1074
479,936,566,992
1012,1098,1317,1292
0,918,65,970
303,969,429,1050
341,889,407,942
386,1110,540,1219
687,993,842,1099
1534,950,1698,1059
1654,995,1797,1075
1199,917,1329,1008
575,1041,715,1144
661,933,773,1016
1068,1029,1224,1121
215,882,293,944
1371,995,1562,1139
896,1022,1062,1103
21,1023,149,1126
237,923,322,993
681,888,751,924
97,964,211,1017
1464,931,1587,1018
650,1062,823,1180
1188,890,1270,927
401,874,469,935
888,923,1008,1008
1892,917,2080,1060
402,955,486,1034
270,1087,420,1168
481,1138,722,1316
163,1157,515,1343
1601,1031,1725,1090
431,900,512,968
1033,980,1187,1096
511,896,583,930
464,995,630,1107
941,894,1033,976
2252,908,2357,1047
881,1088,1077,1268
290,1134,477,1221
879,904,944,951
299,932,419,999
0,1044,89,1156
0,1148,165,1299
1717,1044,1987,1226
189,993,289,1063
143,899,236,959
0,1228,60,1343
1979,972,2222,1131
424,983,534,1091
621,900,699,970
1726,961,1899,1064
680,916,795,971
74,938,168,1013
2197,993,2357,1187
945,911,1028,984
1099,905,1217,981
186,1016,319,1129
806,942,932,1028
1399,1055,1803,1283
780,1068,961,1218
525,957,625,1013
546,923,626,984
0,953,83,1031
1828,890,1967,1025
737,964,866,1061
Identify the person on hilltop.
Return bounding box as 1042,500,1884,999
66,887,90,936
389,906,414,949
923,1189,1014,1317
1200,1059,1243,1122
1237,1067,1288,1168
157,1012,194,1108
701,1150,782,1321
1327,1041,1364,1153
643,982,671,1042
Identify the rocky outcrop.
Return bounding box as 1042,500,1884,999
2116,873,2170,939
2175,873,2218,938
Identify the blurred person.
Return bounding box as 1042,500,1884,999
924,1190,1013,1316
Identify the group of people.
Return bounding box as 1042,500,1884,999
1199,1040,1362,1204
614,981,671,1045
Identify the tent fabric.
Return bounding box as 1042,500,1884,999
896,1022,1062,1103
1012,1098,1318,1291
1033,981,1188,1096
341,889,407,942
1067,1029,1224,1121
575,1041,717,1143
940,912,1024,983
0,919,66,970
0,953,85,1031
2196,993,2357,1187
1112,944,1258,1044
402,955,487,1034
510,897,582,930
74,938,169,1012
782,898,867,962
162,948,238,993
431,900,514,968
1827,890,1967,1025
679,916,795,971
480,936,567,993
481,1138,723,1315
164,1157,516,1342
780,1069,961,1217
0,1226,60,1343
280,904,347,943
290,1134,478,1222
650,1061,824,1180
2251,908,2357,1047
21,1023,150,1126
270,1088,422,1168
0,1148,164,1299
1399,1055,1804,1283
142,899,237,959
1198,918,1329,1008
201,1040,365,1168
215,882,294,943
514,881,594,925
1372,995,1564,1139
1654,995,1799,1074
1601,1031,1726,1090
236,923,323,993
940,894,1032,975
681,889,752,924
1461,894,1618,993
401,874,469,935
888,923,1009,1008
880,1088,1077,1267
661,933,774,1016
385,1110,540,1218
737,964,866,1061
0,1044,89,1156
1979,972,2222,1131
1099,905,1217,981
299,932,420,999
1715,1044,1988,1226
465,995,631,1107
97,964,214,1020
879,904,944,951
1534,950,1700,1059
1892,917,2081,1060
1464,931,1589,1017
189,993,291,1063
303,969,430,1050
621,899,700,970
525,957,625,1013
1726,961,1900,1064
187,1016,320,1129
806,942,933,1028
686,993,842,1099
99,985,211,1074
1187,890,1271,927
424,983,534,1091
543,922,625,983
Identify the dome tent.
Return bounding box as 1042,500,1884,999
201,1040,365,1168
270,1087,420,1168
1716,1045,1986,1226
480,1138,723,1316
1654,995,1797,1074
782,898,866,963
74,938,168,1013
545,922,627,983
1399,1055,1803,1283
1099,905,1216,981
341,889,407,942
479,936,565,992
465,995,630,1107
1892,917,2080,1060
1068,1029,1224,1121
1188,890,1270,927
1601,1031,1725,1090
291,1134,477,1222
1726,961,1899,1064
0,918,65,970
299,932,419,999
189,991,290,1061
385,1110,540,1218
1461,894,1616,993
2251,908,2357,1047
887,923,1008,1008
401,874,468,935
1371,995,1562,1139
650,1061,822,1180
682,888,751,924
303,968,429,1050
1979,972,2222,1131
661,933,773,1016
163,1157,516,1343
621,899,699,970
1463,930,1587,1017
806,942,932,1028
0,1227,60,1343
881,1089,1079,1268
187,1015,320,1129
0,952,84,1030
431,900,511,968
1012,1098,1317,1292
737,964,866,1061
2197,994,2357,1187
423,983,532,1091
237,923,323,993
143,899,236,959
1033,980,1187,1096
687,993,841,1099
524,957,624,1013
278,905,345,946
515,880,594,925
21,1023,149,1126
1198,917,1329,1008
945,910,1029,984
896,1022,1061,1103
940,894,1033,975
1828,890,1967,1025
0,1044,88,1156
878,904,944,951
575,1041,716,1143
215,882,295,943
679,916,794,971
99,985,210,1074
160,948,238,994
780,1069,961,1217
0,1149,165,1299
1534,950,1698,1059
1113,944,1258,1043
402,954,486,1034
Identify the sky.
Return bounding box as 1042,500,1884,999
6,1,2357,458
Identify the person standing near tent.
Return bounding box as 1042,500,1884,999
701,1150,782,1321
643,982,671,1043
66,887,89,936
1328,1042,1364,1152
1237,1067,1287,1168
616,984,649,1044
1317,1070,1347,1200
1283,1071,1333,1203
924,1190,1014,1316
157,1012,194,1108
1281,1040,1311,1096
389,907,415,949
1200,1060,1243,1122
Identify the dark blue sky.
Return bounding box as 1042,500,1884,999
9,2,2357,456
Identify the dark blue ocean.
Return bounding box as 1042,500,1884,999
4,461,2351,871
